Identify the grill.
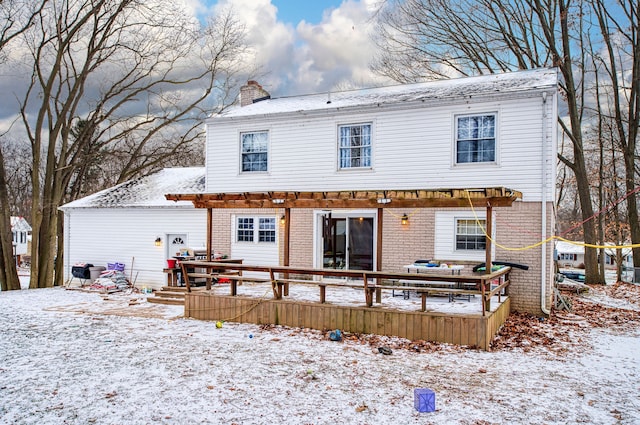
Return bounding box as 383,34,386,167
71,264,93,279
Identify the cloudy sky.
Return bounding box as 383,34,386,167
198,0,391,97
0,0,390,136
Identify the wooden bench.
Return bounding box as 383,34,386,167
399,279,456,300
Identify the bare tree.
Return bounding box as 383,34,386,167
372,0,640,283
590,0,640,270
0,0,247,290
0,0,47,292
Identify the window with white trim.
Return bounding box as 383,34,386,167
237,218,254,242
236,217,276,243
241,131,268,172
456,114,496,164
339,123,371,169
455,219,486,251
559,253,577,261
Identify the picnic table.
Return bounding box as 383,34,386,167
395,263,470,301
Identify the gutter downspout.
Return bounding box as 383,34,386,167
541,91,551,315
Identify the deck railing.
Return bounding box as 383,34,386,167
179,261,511,316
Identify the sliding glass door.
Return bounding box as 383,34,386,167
321,214,374,271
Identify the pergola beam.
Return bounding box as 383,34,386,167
166,187,522,209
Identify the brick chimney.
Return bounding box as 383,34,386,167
239,80,270,107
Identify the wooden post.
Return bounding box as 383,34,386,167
283,207,290,296
485,204,493,273
480,278,486,316
207,208,213,261
181,262,191,293
485,204,493,315
363,272,374,307
206,208,213,289
283,208,290,266
376,208,383,303
270,268,282,299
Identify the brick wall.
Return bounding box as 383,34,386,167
209,202,554,315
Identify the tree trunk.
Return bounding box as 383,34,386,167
0,146,21,291
625,157,640,269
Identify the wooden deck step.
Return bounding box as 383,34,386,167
146,286,204,306
147,296,184,306
154,290,186,299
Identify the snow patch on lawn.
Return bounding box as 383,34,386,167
0,287,639,424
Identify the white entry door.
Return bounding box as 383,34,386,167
166,233,188,258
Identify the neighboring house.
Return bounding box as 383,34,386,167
182,69,558,315
59,168,207,287
555,240,633,269
11,216,32,260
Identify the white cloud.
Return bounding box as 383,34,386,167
210,0,296,91
209,0,389,96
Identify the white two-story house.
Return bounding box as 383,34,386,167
187,69,558,315
61,69,557,316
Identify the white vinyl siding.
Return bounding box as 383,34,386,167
207,92,555,202
62,207,207,289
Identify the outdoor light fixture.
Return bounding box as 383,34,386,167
401,214,409,225
154,237,162,246
377,198,391,204
272,199,285,204
280,215,286,225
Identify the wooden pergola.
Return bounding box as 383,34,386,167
165,187,522,273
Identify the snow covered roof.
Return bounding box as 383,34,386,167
555,240,585,255
10,216,31,232
59,167,205,209
555,240,633,256
214,68,557,120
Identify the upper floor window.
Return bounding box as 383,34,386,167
456,114,496,164
455,219,486,251
339,123,371,169
236,217,276,243
241,131,268,172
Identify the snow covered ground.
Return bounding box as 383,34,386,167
1,280,639,424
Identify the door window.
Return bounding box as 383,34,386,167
322,215,374,271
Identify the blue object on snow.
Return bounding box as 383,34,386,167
329,329,342,341
414,388,436,412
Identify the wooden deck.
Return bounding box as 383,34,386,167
178,262,512,350
184,292,509,350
